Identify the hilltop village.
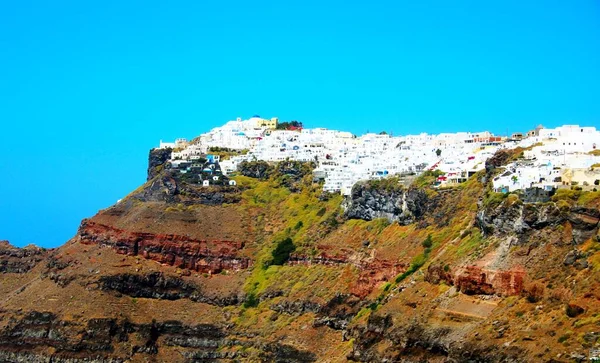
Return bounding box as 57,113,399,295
157,116,600,195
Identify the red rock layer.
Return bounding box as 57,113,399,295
289,253,405,298
454,266,525,296
77,220,251,274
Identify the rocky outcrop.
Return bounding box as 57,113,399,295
484,149,511,177
175,185,241,205
99,272,242,306
0,312,316,362
426,264,526,296
147,148,172,181
270,300,322,315
343,182,428,224
134,171,241,205
258,342,317,362
478,198,599,243
0,241,48,273
0,311,124,362
237,160,271,179
136,174,179,203
314,294,363,330
78,221,251,274
347,313,526,362
454,266,525,296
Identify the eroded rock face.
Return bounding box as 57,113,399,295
485,149,511,176
343,183,428,224
99,272,241,306
426,264,526,296
237,160,271,179
454,266,525,296
78,221,251,274
347,314,525,362
0,241,48,273
314,294,363,331
147,148,172,181
135,171,241,205
137,174,179,203
0,312,316,362
478,199,599,244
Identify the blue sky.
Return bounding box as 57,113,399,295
0,1,599,247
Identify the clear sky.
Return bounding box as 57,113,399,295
0,1,599,247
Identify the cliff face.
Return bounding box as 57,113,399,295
343,181,428,224
147,148,172,181
478,198,599,244
0,311,317,362
2,150,600,362
0,240,48,273
78,220,251,274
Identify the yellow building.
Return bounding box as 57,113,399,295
257,117,278,130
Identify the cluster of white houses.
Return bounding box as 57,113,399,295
157,117,600,195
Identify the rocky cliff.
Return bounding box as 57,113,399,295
343,180,428,224
2,149,600,362
147,147,172,181
0,240,48,273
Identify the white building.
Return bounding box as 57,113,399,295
156,117,600,195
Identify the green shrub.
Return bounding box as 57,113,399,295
243,292,259,308
395,253,428,283
552,188,581,202
368,302,379,311
483,192,507,208
383,283,391,292
270,237,295,266
422,234,433,248
413,170,444,188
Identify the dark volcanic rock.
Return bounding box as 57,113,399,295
0,351,123,363
99,272,241,306
478,198,599,244
99,272,199,301
485,149,511,176
314,294,363,330
136,174,179,203
270,300,322,315
0,241,48,273
347,315,526,362
259,342,317,363
135,169,242,205
238,160,271,179
176,186,241,205
0,311,315,362
343,182,428,224
147,148,172,181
